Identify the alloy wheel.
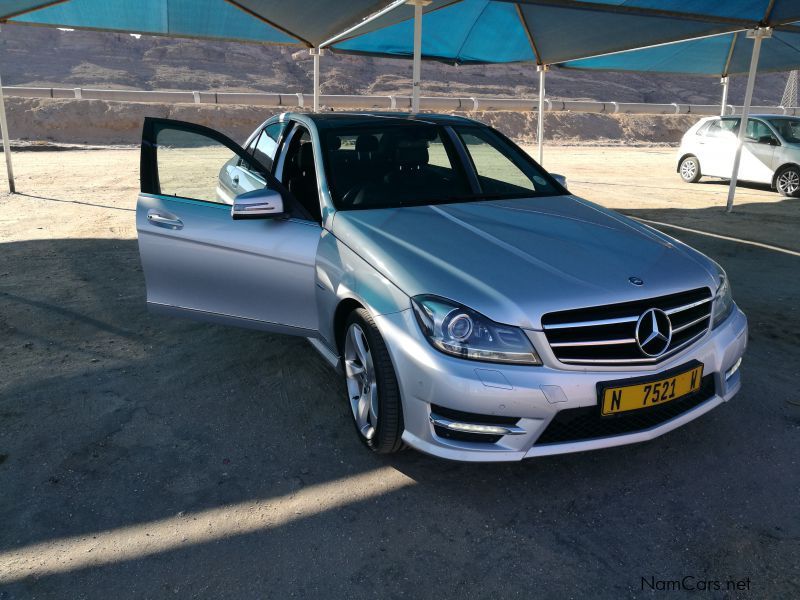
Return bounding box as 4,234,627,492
344,323,379,440
777,169,800,195
680,159,697,181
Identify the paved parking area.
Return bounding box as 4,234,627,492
1,147,798,598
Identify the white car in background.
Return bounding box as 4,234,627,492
677,114,800,197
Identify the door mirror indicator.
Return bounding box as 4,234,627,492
551,173,568,190
232,188,285,220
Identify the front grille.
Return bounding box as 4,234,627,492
542,287,713,366
534,374,716,445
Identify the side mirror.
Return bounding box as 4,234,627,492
231,188,285,220
551,173,568,190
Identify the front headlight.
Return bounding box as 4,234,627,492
711,273,734,328
411,295,542,365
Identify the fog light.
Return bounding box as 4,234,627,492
725,357,742,380
447,422,511,436
429,413,527,436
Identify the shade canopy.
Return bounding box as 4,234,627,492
6,1,800,66
562,27,800,76
331,0,800,65
0,0,413,47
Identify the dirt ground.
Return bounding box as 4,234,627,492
1,146,798,598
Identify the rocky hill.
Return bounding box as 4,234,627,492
0,23,791,105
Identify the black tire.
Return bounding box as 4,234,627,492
774,165,800,198
679,155,701,183
343,308,404,454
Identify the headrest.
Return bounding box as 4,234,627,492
395,140,429,166
355,134,379,154
327,135,342,151
298,142,314,168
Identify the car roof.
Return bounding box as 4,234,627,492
290,112,483,129
713,114,799,119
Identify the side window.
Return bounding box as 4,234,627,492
252,122,286,171
244,132,260,156
457,128,557,196
720,118,740,135
745,120,774,143
704,120,721,137
705,118,739,138
155,127,265,204
237,132,261,167
696,121,713,136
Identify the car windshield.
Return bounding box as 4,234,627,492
321,123,563,210
767,117,800,143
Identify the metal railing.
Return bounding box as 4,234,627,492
4,86,799,116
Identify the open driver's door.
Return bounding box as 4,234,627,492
137,118,321,336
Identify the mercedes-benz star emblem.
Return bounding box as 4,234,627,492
635,308,672,357
629,276,644,286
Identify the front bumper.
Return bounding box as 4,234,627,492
375,306,748,462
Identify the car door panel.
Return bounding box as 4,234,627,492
705,133,735,177
740,141,775,183
137,117,321,335
698,118,738,177
739,120,777,183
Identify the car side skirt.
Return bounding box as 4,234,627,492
147,301,318,338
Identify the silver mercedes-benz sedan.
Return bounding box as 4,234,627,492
136,112,748,461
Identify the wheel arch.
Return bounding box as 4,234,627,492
333,297,366,354
677,153,697,172
771,162,800,189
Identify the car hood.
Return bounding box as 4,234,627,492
331,196,719,330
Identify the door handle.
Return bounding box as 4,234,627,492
147,210,183,230
232,174,240,186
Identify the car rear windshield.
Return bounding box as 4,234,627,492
321,123,563,210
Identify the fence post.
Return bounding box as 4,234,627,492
0,70,15,193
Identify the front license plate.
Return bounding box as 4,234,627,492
600,364,704,417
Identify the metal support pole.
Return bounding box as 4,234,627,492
726,28,771,213
411,2,423,113
311,48,321,113
0,68,15,194
537,65,547,165
720,76,729,116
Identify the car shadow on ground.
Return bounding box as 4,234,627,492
0,235,798,598
616,196,800,255
696,178,774,193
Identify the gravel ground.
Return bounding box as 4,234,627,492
0,146,798,599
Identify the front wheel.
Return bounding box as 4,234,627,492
775,165,800,197
343,308,404,454
679,156,701,183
